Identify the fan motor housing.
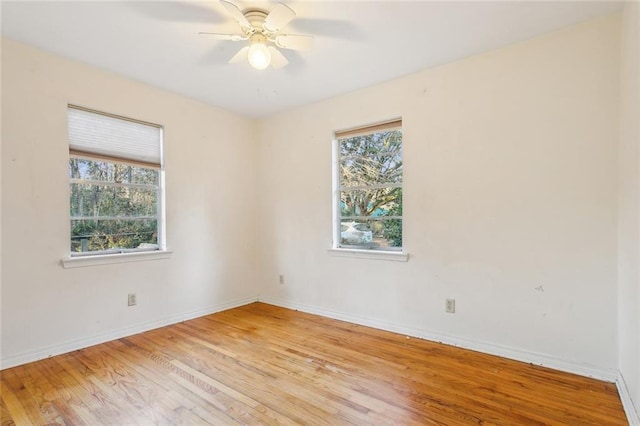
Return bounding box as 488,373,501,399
243,9,268,30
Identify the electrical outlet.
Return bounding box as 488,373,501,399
445,298,455,313
279,275,285,285
128,293,137,306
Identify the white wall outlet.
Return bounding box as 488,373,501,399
446,298,455,313
128,293,137,306
279,275,285,285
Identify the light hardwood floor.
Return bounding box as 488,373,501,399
0,302,628,425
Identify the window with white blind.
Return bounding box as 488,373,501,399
333,119,403,252
68,105,164,256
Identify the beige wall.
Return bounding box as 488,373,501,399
1,38,259,366
1,12,635,418
619,1,640,416
257,15,621,376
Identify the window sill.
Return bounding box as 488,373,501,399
61,250,173,269
328,248,409,262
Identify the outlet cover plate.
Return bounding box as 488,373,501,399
446,298,455,313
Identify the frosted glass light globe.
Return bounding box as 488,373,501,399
248,43,271,70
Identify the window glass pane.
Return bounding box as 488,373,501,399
70,218,158,253
339,219,402,250
340,151,402,187
340,188,402,218
69,158,158,185
339,130,402,158
69,157,159,255
336,124,402,251
70,183,158,218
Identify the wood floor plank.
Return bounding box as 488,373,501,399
105,339,241,425
23,359,94,425
176,318,479,424
164,325,380,422
1,369,49,425
0,393,16,426
198,309,550,423
51,352,141,425
0,302,628,425
121,332,293,425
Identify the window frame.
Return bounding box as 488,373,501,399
64,105,168,264
331,119,407,260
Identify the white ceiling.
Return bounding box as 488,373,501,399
1,1,623,118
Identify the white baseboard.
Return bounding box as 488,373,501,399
0,295,258,370
617,372,640,425
258,295,619,383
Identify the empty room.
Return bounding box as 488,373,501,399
1,0,639,424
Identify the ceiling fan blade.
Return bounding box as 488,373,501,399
220,0,251,29
264,3,295,33
199,32,247,41
229,46,250,63
268,46,289,69
275,34,314,51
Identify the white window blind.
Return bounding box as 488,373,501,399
335,119,402,140
68,106,162,167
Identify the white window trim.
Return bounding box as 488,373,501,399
67,106,167,261
331,121,408,259
327,248,409,262
62,249,173,269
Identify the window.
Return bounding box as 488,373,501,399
334,119,403,251
68,106,164,256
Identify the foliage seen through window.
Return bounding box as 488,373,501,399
70,158,159,254
337,126,402,250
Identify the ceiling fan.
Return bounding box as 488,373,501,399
200,0,314,70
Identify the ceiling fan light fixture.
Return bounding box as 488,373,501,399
204,0,313,71
248,42,271,70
